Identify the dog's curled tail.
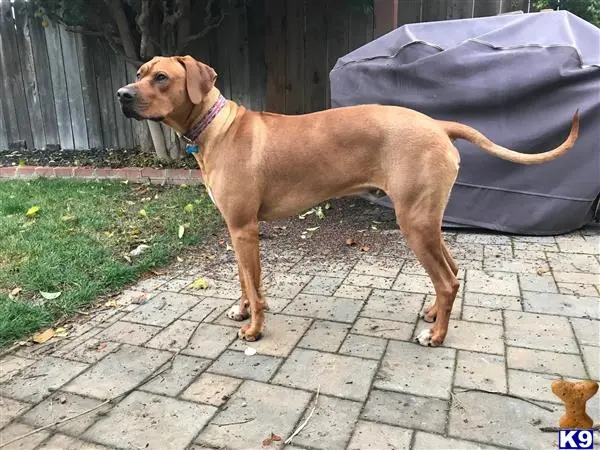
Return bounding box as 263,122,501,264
439,110,580,165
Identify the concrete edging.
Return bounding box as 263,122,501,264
0,166,204,185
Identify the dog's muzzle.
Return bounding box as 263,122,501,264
117,86,142,119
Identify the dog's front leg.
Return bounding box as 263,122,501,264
228,220,266,341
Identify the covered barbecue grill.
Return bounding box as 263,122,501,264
329,10,600,235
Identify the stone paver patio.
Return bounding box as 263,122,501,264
1,224,599,450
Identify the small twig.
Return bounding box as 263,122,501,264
23,373,48,380
453,388,555,412
285,385,320,445
540,425,600,433
214,418,255,427
0,350,181,448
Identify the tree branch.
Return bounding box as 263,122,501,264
176,3,225,53
104,0,139,59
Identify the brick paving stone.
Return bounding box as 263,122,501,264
181,323,237,359
181,297,236,322
264,272,312,298
461,306,503,325
124,292,201,327
506,346,587,379
133,277,166,292
347,421,413,450
351,255,402,278
290,258,356,277
0,356,88,403
272,348,378,401
456,233,511,245
523,291,600,319
283,293,363,323
463,292,522,310
63,345,171,399
518,273,558,293
553,271,600,285
465,270,520,296
0,422,50,450
158,277,194,292
375,340,455,400
351,317,414,341
37,434,109,449
0,355,34,382
0,396,30,429
145,319,198,351
291,395,362,449
228,314,311,356
484,255,549,274
84,390,216,449
345,273,394,289
569,317,600,346
141,355,210,396
436,319,504,355
556,233,598,254
362,390,448,433
391,273,435,294
548,252,600,273
507,369,561,403
361,289,424,323
412,432,503,450
180,373,242,406
504,310,579,353
558,281,599,296
208,350,283,382
333,283,371,300
20,392,111,436
581,345,600,380
302,275,344,296
97,320,162,345
196,381,311,450
184,277,241,299
338,334,387,360
64,338,121,364
455,350,507,393
297,320,350,352
448,390,557,449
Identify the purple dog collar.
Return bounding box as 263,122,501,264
182,94,226,143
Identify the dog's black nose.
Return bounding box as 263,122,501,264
117,87,136,103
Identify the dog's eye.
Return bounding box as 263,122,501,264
136,72,141,80
155,73,168,82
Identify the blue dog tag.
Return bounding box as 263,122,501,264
185,143,199,155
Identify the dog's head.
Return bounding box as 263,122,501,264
116,55,217,124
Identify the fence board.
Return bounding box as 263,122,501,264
45,21,74,149
397,0,423,26
76,34,103,149
0,89,7,150
304,0,328,112
91,39,118,149
265,0,286,112
59,26,88,149
422,0,449,21
0,3,20,146
14,12,45,149
109,49,130,149
349,6,374,51
247,0,267,111
28,18,59,147
285,0,305,114
214,15,232,100
447,0,475,18
326,0,349,108
474,0,502,17
1,2,33,148
228,5,252,107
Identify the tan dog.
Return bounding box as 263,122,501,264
117,55,579,346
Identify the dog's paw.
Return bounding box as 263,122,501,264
238,326,262,342
227,304,250,321
415,328,435,347
419,309,436,323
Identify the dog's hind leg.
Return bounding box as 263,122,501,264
420,240,459,323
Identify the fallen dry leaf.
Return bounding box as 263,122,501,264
96,342,107,351
359,245,371,252
54,327,68,337
346,238,357,247
184,203,194,213
177,256,184,262
130,244,150,257
244,347,257,356
33,328,54,344
178,224,185,239
9,287,22,300
536,268,550,275
104,299,118,308
306,227,319,232
271,433,281,442
40,291,61,300
61,214,76,222
262,438,272,447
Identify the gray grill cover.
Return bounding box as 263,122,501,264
330,11,600,235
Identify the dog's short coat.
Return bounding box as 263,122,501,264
117,55,579,346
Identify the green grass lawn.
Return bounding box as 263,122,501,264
0,178,222,347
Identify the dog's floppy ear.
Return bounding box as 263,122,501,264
177,55,217,104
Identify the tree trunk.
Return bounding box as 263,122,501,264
148,121,169,159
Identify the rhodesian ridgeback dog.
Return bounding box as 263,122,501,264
117,55,579,346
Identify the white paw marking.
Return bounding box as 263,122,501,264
415,328,433,346
227,304,249,321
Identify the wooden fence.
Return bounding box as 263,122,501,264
0,0,532,152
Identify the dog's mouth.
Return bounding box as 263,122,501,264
120,105,164,122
